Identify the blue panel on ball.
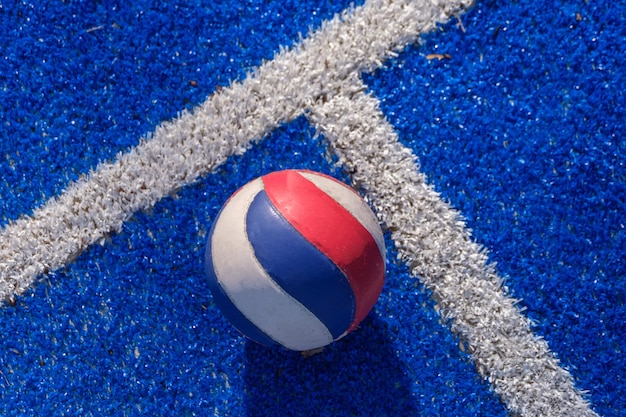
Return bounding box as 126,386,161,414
205,233,279,347
246,190,356,339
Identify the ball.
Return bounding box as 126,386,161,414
205,169,386,351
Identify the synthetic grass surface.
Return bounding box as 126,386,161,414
0,0,624,415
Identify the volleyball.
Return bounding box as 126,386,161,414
205,169,386,351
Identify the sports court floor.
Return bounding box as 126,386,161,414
1,0,624,415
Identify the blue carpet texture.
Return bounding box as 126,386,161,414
0,0,624,416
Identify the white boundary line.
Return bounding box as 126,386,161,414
0,1,598,416
306,78,598,417
0,0,472,299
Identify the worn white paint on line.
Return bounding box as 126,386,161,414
0,0,474,298
306,79,598,417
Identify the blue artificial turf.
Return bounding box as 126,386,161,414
0,0,365,226
365,0,626,414
0,117,508,416
1,0,624,415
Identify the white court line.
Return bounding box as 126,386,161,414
306,77,598,417
0,0,598,416
0,0,472,299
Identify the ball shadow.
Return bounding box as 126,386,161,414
243,312,421,417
